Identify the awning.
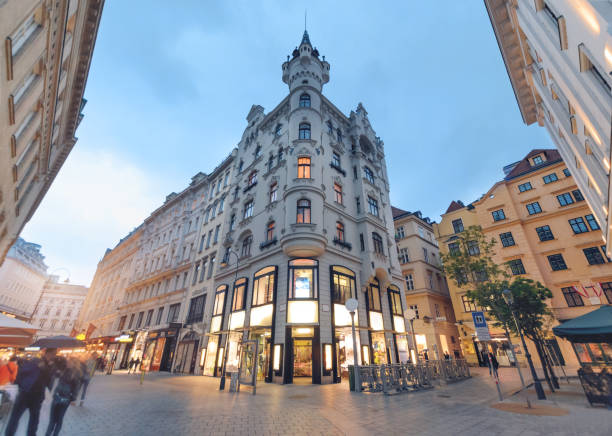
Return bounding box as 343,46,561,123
0,313,37,347
552,305,612,343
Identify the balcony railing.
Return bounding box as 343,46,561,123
330,162,346,176
332,237,352,250
260,237,278,250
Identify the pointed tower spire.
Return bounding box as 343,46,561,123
301,30,312,47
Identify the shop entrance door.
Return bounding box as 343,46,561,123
293,339,312,379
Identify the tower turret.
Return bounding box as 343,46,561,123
282,30,330,92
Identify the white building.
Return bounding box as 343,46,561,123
0,237,47,320
31,275,88,338
485,0,612,254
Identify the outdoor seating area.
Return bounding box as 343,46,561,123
553,305,612,407
355,360,471,395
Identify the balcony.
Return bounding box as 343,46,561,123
329,162,346,176
260,237,278,251
281,223,326,257
332,237,351,251
243,181,257,193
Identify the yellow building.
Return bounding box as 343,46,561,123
436,149,612,370
392,207,461,361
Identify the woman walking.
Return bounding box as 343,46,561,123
44,358,81,436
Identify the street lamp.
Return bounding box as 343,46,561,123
502,289,546,400
405,308,419,364
345,298,360,392
219,248,239,391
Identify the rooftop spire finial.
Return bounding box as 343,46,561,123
305,9,307,31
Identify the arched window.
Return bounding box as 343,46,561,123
331,266,355,304
232,278,247,311
266,221,275,241
269,182,277,203
241,235,253,257
297,199,311,224
372,232,384,254
297,157,311,178
336,221,344,241
299,93,311,108
299,123,311,140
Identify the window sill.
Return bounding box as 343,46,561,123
260,238,278,250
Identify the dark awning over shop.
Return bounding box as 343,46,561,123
553,305,612,343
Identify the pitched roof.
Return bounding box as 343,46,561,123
504,149,562,180
391,206,410,219
445,201,465,214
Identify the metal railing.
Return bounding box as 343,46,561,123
357,359,470,395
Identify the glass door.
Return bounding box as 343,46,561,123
293,339,312,377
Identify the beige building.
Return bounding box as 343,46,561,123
75,226,142,357
30,275,88,338
392,207,461,361
485,0,612,255
0,236,47,320
0,0,105,265
436,149,612,370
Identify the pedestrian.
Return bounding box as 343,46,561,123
5,349,55,436
0,356,18,386
44,358,81,436
134,358,141,373
127,358,135,374
489,352,499,378
443,352,450,360
77,354,95,406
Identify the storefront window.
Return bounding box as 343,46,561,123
588,343,605,362
388,286,403,316
331,266,355,304
252,266,275,306
289,259,318,299
371,332,387,365
232,278,247,311
213,285,226,316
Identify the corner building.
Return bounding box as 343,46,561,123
204,32,409,385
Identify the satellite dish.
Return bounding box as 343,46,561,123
345,298,358,312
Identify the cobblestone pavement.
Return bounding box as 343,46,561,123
8,367,611,435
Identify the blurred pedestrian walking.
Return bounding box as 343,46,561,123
44,358,80,436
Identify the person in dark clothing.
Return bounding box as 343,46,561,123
44,358,81,436
489,352,500,378
5,349,56,436
127,358,135,374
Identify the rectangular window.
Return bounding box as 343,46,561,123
331,266,356,304
532,155,543,165
405,274,414,291
364,167,375,184
395,226,405,239
145,309,154,327
368,197,379,217
332,152,341,168
536,225,554,241
192,263,200,285
499,232,515,247
289,259,318,299
461,295,477,312
208,255,215,278
585,214,600,231
199,235,205,252
373,233,384,254
199,260,207,282
367,282,382,312
155,307,164,325
563,168,571,177
508,259,526,275
118,316,127,331
526,202,542,215
547,254,567,271
569,217,589,234
244,201,253,219
467,240,480,256
356,197,361,213
398,248,410,264
578,44,612,93
583,247,605,265
232,279,247,312
448,242,460,255
409,304,419,319
518,182,532,192
206,230,213,248
452,219,464,233
360,233,365,251
422,247,429,262
213,287,226,316
136,312,144,328
572,189,584,202
543,173,558,184
334,183,343,205
186,294,206,324
600,282,612,304
128,314,135,329
297,157,311,178
167,303,181,323
492,209,505,221
214,225,220,244
557,193,574,206
562,287,584,307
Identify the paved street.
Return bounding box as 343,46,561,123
8,368,611,436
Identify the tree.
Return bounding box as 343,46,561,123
441,225,557,388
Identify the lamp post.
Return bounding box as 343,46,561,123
502,289,546,400
219,249,239,391
345,298,360,392
405,308,419,364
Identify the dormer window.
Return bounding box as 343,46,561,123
299,93,311,108
532,155,544,166
299,123,311,140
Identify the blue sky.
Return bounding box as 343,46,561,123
22,1,553,285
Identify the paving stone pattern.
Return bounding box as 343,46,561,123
9,368,611,435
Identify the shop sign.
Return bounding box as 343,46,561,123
471,311,491,341
75,333,86,341
114,334,133,343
